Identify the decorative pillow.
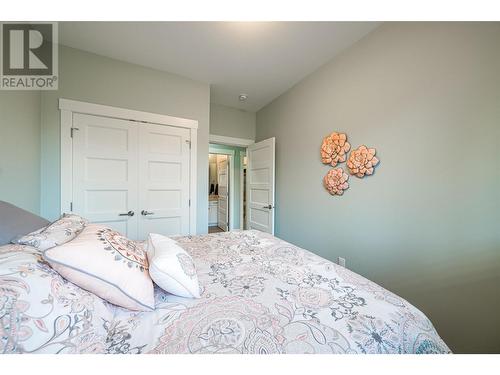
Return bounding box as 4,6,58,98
43,224,154,311
147,233,201,298
14,213,88,252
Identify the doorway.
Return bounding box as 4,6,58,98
208,153,229,233
208,143,247,233
206,137,275,235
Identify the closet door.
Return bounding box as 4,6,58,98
72,114,139,238
138,123,190,239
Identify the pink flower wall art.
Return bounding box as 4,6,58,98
323,168,349,196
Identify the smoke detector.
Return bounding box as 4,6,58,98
239,94,248,102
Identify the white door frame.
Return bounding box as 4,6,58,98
59,98,198,234
209,134,254,148
208,146,235,231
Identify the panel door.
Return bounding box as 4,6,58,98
138,123,190,240
217,155,229,231
247,137,275,234
72,113,139,238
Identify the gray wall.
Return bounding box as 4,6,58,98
40,46,211,233
0,92,41,214
210,103,256,140
256,22,500,353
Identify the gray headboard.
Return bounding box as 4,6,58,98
0,201,50,245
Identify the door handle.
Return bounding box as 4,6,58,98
118,210,134,217
141,210,154,216
262,204,273,209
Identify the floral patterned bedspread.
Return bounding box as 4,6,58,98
0,230,450,354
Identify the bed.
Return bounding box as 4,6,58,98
0,229,450,354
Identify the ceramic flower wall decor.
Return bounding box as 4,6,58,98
347,145,379,178
321,132,351,167
320,131,380,196
323,168,349,196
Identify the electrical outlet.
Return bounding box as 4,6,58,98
337,257,346,268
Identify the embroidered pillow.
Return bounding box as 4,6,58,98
14,213,88,252
43,224,154,311
147,233,201,299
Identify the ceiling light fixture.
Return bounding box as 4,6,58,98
239,94,248,102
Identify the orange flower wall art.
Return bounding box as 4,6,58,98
320,131,380,196
347,145,380,178
323,168,349,196
320,132,351,167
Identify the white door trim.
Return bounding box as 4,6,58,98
209,134,254,147
60,98,198,235
60,98,198,129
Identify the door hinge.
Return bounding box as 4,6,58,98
70,127,79,138
185,139,191,148
188,199,191,207
70,202,73,211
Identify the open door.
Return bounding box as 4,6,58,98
217,154,229,231
246,137,275,234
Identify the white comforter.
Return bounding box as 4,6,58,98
0,230,450,354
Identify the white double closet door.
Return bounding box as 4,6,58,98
72,113,191,240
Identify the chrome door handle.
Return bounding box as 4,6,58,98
118,210,134,217
141,210,154,216
262,204,273,209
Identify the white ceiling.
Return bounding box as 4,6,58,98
59,22,380,111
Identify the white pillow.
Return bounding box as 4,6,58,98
44,224,155,311
147,233,201,298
